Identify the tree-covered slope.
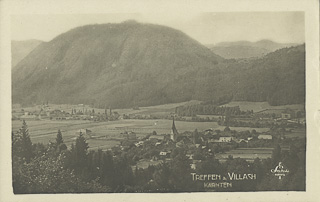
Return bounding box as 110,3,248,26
12,21,305,108
12,21,222,108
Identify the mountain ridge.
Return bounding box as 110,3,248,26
11,39,43,67
207,40,300,59
12,22,305,108
12,22,223,108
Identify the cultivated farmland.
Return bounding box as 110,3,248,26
12,118,270,150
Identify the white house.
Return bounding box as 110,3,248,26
218,137,233,142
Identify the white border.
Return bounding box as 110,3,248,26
1,0,319,202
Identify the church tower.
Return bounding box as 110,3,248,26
171,117,179,141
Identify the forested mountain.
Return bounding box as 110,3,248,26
12,21,223,108
11,39,43,67
232,44,305,105
193,44,305,106
12,22,305,108
207,40,298,59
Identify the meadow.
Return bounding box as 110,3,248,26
222,101,304,113
12,101,305,151
12,118,270,150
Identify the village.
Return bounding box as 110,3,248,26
112,117,301,171
11,102,306,171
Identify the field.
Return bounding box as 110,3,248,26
222,101,304,113
12,101,306,151
12,119,270,150
215,148,274,162
284,128,306,139
12,100,202,118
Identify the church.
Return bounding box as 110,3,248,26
170,117,179,141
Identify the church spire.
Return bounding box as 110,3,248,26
171,116,178,141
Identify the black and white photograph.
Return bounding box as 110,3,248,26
0,0,319,201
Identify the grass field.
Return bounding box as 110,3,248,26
215,148,274,160
284,128,306,139
222,101,304,113
12,118,270,149
12,100,202,117
12,101,305,151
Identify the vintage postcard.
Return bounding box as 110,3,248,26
1,0,319,202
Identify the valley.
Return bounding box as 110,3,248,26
11,20,307,193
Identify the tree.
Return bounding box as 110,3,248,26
153,163,173,191
192,129,199,144
272,144,281,166
69,133,89,173
13,153,110,194
13,120,33,163
170,148,193,191
56,129,64,145
224,126,231,132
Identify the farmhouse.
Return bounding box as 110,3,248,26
281,113,291,119
149,135,165,142
155,142,162,146
159,151,171,158
135,142,143,147
218,137,233,142
20,112,37,120
176,140,184,148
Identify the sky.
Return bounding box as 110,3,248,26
11,12,305,45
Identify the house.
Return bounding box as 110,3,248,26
218,137,233,142
235,138,248,144
281,113,291,119
149,135,165,141
176,140,184,148
20,113,37,120
155,142,162,146
258,134,272,140
159,151,171,158
135,142,144,147
238,139,249,147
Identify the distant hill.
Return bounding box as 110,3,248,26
11,39,43,67
12,22,305,108
207,40,299,59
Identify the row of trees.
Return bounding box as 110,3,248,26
176,105,252,117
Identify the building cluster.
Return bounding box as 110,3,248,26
115,118,278,170
12,104,121,122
